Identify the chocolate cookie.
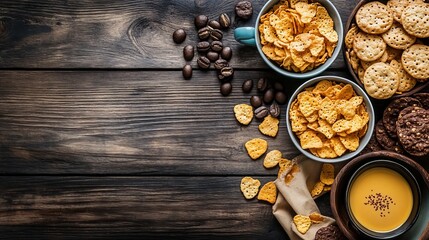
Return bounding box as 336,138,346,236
315,224,346,240
235,1,253,20
375,120,404,154
397,111,429,157
382,97,422,138
412,93,429,110
399,106,426,119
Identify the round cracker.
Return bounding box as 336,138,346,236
396,111,429,156
353,32,386,62
390,59,417,93
381,22,416,50
401,44,429,80
363,62,399,99
385,46,403,62
382,96,422,138
401,3,429,38
387,0,425,23
360,50,388,70
345,24,359,50
355,1,394,34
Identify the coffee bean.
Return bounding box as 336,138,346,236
220,82,232,96
219,13,231,28
208,20,221,29
206,51,219,62
242,79,253,93
275,91,287,105
269,102,280,118
221,47,232,61
250,95,262,108
183,45,194,61
257,78,269,92
198,27,211,40
211,41,223,52
182,64,192,80
235,1,253,20
273,81,284,91
218,66,234,82
214,59,229,70
263,88,274,104
197,41,210,53
197,56,210,69
173,29,186,44
195,15,208,29
255,106,269,119
210,29,223,41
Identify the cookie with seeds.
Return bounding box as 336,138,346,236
382,96,421,138
363,62,399,99
401,44,429,80
375,120,404,154
397,111,429,156
355,1,393,34
353,32,386,62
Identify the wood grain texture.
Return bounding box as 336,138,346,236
0,70,356,175
0,176,332,239
0,0,353,69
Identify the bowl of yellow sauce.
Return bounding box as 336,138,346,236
346,159,421,239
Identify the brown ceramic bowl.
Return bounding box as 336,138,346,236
343,0,429,99
331,151,429,239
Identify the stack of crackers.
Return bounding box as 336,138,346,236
258,0,338,73
345,1,429,99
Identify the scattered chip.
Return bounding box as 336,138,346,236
311,181,325,197
263,150,282,168
257,181,278,204
293,215,312,234
320,163,335,185
309,212,324,224
245,138,268,160
234,104,254,125
240,177,261,200
259,115,280,137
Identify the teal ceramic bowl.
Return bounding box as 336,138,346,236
285,76,375,163
234,0,343,79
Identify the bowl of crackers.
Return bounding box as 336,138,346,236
286,76,375,163
234,0,343,79
343,0,429,100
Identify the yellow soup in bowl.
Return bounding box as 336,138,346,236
349,167,413,232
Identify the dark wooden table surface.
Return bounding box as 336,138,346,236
0,0,427,239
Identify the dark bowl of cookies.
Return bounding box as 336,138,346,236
343,0,429,100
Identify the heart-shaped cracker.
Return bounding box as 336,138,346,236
259,115,279,137
234,104,254,125
257,181,277,204
245,138,268,160
293,215,312,234
240,177,261,199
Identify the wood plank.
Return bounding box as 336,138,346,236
0,70,356,175
0,0,355,69
0,176,333,239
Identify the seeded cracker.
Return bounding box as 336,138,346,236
353,32,386,62
259,115,279,137
401,44,429,80
381,22,416,50
355,1,393,34
234,104,253,125
257,181,277,204
363,62,399,99
240,177,261,199
401,3,429,38
245,138,268,160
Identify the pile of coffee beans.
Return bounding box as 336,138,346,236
173,13,234,95
242,78,288,119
